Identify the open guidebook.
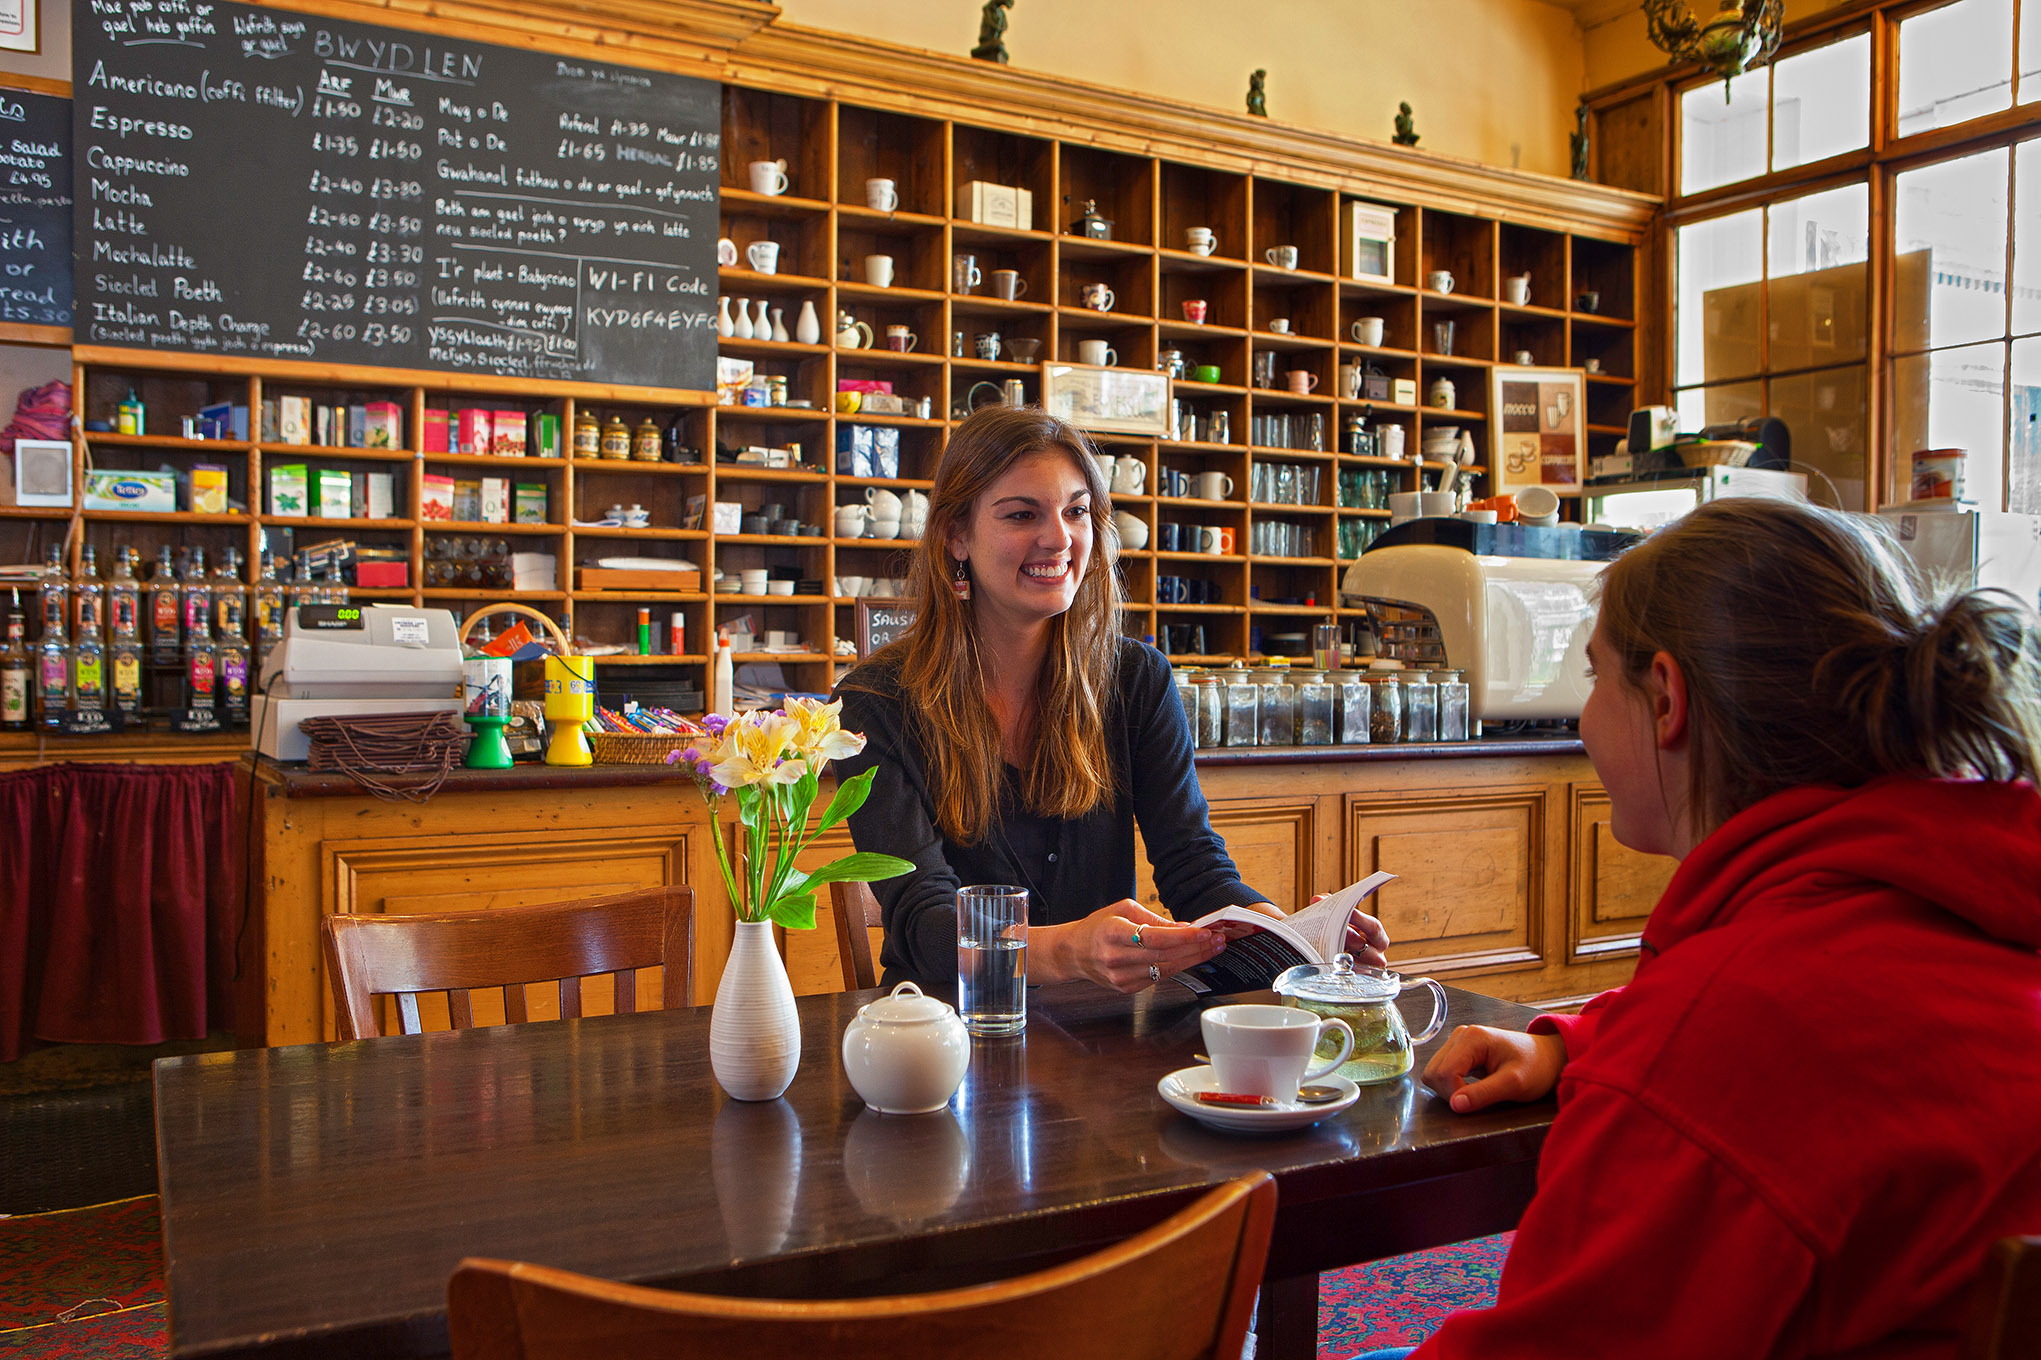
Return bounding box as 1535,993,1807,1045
1175,871,1398,996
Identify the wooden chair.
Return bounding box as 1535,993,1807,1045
829,880,883,991
321,887,694,1040
1960,1235,2041,1360
447,1171,1274,1360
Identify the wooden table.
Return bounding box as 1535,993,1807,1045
155,982,1554,1358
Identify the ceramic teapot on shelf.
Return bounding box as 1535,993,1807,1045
1111,454,1146,495
900,488,930,537
840,982,971,1114
836,310,874,350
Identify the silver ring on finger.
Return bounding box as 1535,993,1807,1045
1148,963,1161,983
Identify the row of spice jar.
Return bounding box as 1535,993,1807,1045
1174,660,1471,748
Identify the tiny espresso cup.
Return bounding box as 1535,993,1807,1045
1427,269,1455,294
1200,1003,1354,1101
1182,298,1209,325
957,885,1029,1036
865,177,899,212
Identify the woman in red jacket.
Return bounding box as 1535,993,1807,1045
1401,498,2041,1360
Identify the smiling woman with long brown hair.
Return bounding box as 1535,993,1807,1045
834,404,1388,992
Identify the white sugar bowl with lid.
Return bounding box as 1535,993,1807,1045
841,981,972,1114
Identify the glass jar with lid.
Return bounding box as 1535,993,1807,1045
1221,663,1259,747
1173,669,1197,739
1336,671,1372,744
1193,673,1225,748
1403,670,1438,743
1437,669,1470,742
1254,663,1296,746
1366,660,1403,744
1293,669,1335,746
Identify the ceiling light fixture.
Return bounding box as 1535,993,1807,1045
1643,0,1784,96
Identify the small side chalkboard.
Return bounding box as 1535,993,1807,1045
855,599,918,660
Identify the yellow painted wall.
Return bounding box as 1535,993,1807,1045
1583,0,1857,92
775,0,1591,178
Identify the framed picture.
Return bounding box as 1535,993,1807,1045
0,0,35,52
1490,367,1587,494
1041,363,1171,438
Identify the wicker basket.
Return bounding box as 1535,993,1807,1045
589,731,697,766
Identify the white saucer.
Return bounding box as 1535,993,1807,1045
1157,1065,1361,1134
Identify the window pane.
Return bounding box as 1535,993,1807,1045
2016,139,2041,337
1772,35,1871,170
1680,76,1767,195
1767,183,1871,366
2014,338,2041,513
1673,382,1764,434
1678,210,1764,386
2021,0,2041,104
1770,366,1869,509
1897,0,2014,137
1890,342,2007,507
1893,147,2010,353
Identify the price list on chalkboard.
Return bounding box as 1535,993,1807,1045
0,88,72,328
71,0,720,389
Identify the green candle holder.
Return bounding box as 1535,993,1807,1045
463,713,515,769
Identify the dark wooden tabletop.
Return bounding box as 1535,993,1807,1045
155,982,1553,1358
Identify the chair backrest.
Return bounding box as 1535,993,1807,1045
1960,1235,2041,1360
448,1171,1274,1360
829,880,883,992
322,887,694,1040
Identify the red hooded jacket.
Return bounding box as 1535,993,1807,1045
1413,778,2041,1359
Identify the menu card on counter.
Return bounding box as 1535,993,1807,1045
0,87,72,328
71,0,720,389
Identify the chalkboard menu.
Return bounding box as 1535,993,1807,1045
72,0,720,389
855,600,917,659
0,88,72,328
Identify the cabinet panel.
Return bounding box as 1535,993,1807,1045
1134,799,1318,915
1345,787,1544,973
324,831,690,1038
1568,784,1672,961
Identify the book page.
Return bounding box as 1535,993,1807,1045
1179,873,1396,995
1280,871,1397,959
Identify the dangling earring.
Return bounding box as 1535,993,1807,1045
952,558,971,601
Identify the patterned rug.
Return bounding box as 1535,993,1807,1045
0,1196,167,1358
1316,1231,1512,1357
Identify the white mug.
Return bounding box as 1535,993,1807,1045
749,159,789,196
835,575,867,596
1264,244,1300,270
1427,270,1455,294
865,177,899,212
746,240,780,274
1514,350,1535,366
1351,317,1385,347
864,254,895,288
1077,339,1117,367
1504,274,1531,306
1195,471,1233,500
1199,526,1225,555
1185,227,1216,256
1191,1000,1355,1094
1113,511,1149,549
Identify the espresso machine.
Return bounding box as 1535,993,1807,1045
1339,520,1641,725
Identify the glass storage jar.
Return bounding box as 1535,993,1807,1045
1403,670,1438,743
1336,672,1372,744
1222,664,1259,747
1174,670,1197,739
1194,673,1225,748
1366,661,1403,744
1437,669,1470,742
1294,669,1335,746
1253,664,1296,746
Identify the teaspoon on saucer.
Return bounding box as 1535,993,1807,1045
1191,1056,1348,1105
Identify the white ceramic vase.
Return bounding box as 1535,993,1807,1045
710,919,801,1100
795,299,822,345
732,297,754,340
753,299,771,338
770,307,790,343
717,296,735,338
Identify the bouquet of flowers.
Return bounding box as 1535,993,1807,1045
671,697,912,929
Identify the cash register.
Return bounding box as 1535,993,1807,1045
252,603,464,760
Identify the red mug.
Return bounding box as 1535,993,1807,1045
1182,299,1209,325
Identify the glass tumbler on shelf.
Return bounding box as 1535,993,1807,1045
1432,320,1455,356
957,885,1028,1037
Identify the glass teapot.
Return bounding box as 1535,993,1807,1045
1271,953,1447,1084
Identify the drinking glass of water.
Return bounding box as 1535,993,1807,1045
957,885,1028,1036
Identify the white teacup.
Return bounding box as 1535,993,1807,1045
1518,484,1561,527
867,516,902,540
836,576,867,597
746,240,780,274
865,486,903,518
1427,270,1454,294
1201,1004,1354,1101
749,159,789,196
1185,227,1216,256
1351,317,1385,347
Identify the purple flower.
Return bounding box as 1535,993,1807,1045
664,749,686,766
700,712,731,737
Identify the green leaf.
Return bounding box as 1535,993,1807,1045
798,851,916,889
767,891,817,932
813,766,878,838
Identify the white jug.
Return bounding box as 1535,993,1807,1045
865,487,903,519
1111,455,1146,495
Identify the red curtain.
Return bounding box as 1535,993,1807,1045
0,762,243,1059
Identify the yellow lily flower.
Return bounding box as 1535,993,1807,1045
708,710,805,789
783,696,867,763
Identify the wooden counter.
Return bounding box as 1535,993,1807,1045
246,739,1661,1046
